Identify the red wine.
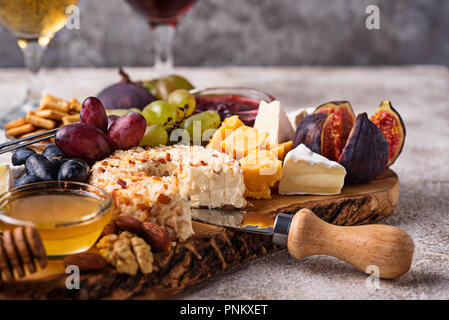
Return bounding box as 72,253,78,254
126,0,196,26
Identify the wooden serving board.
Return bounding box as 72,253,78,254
0,169,399,300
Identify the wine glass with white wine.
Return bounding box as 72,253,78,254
0,0,78,125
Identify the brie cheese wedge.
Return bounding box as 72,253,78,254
254,100,295,145
279,144,346,195
0,164,13,194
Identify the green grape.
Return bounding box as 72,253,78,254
139,125,169,147
154,79,177,100
154,74,194,100
167,89,196,122
105,109,129,116
165,74,194,91
141,79,158,97
142,100,177,130
181,111,221,142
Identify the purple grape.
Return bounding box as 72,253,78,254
80,97,108,132
107,115,120,130
107,112,146,151
55,123,112,163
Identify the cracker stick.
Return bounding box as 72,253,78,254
39,94,70,113
69,98,82,112
35,109,69,121
26,111,35,118
6,124,36,137
19,129,47,139
27,115,56,129
62,114,80,125
5,117,27,130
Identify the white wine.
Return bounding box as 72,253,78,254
0,0,79,123
0,0,78,39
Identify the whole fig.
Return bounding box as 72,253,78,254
97,68,155,110
338,113,389,183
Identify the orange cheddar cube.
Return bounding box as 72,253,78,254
268,141,293,161
221,126,268,160
239,150,282,199
207,115,244,151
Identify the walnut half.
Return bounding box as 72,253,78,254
96,232,154,275
131,237,153,274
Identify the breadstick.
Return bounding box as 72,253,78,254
35,109,69,121
19,129,47,139
39,94,70,113
5,117,27,130
62,114,80,125
6,124,36,137
27,115,56,129
69,98,82,112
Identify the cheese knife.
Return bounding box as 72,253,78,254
191,208,414,279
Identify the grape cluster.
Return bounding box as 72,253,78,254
55,97,146,163
108,89,221,147
12,144,90,187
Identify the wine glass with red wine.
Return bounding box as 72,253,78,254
125,0,197,77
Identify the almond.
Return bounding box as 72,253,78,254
141,222,171,252
156,194,170,204
63,252,107,272
101,223,117,237
115,216,144,234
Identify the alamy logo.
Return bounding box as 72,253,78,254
365,5,380,30
65,265,80,289
66,5,80,30
365,265,380,290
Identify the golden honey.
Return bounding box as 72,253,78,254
242,213,274,229
0,182,112,258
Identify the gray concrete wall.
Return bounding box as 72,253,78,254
0,0,448,67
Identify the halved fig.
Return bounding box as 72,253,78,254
338,113,389,184
293,113,330,154
370,100,405,166
314,101,356,162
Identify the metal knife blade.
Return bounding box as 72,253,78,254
191,208,293,246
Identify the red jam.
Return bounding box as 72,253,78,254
195,95,261,126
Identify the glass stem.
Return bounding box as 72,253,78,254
18,39,48,106
152,24,175,77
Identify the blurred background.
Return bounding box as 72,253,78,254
0,0,448,68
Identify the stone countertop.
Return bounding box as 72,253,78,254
0,66,448,299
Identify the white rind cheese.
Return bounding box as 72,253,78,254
0,164,13,194
254,100,295,145
279,144,346,195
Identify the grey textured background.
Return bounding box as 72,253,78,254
0,0,448,67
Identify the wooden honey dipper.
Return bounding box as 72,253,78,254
0,227,47,283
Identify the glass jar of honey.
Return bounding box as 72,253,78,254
0,181,112,258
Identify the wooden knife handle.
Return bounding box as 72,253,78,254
287,208,414,279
